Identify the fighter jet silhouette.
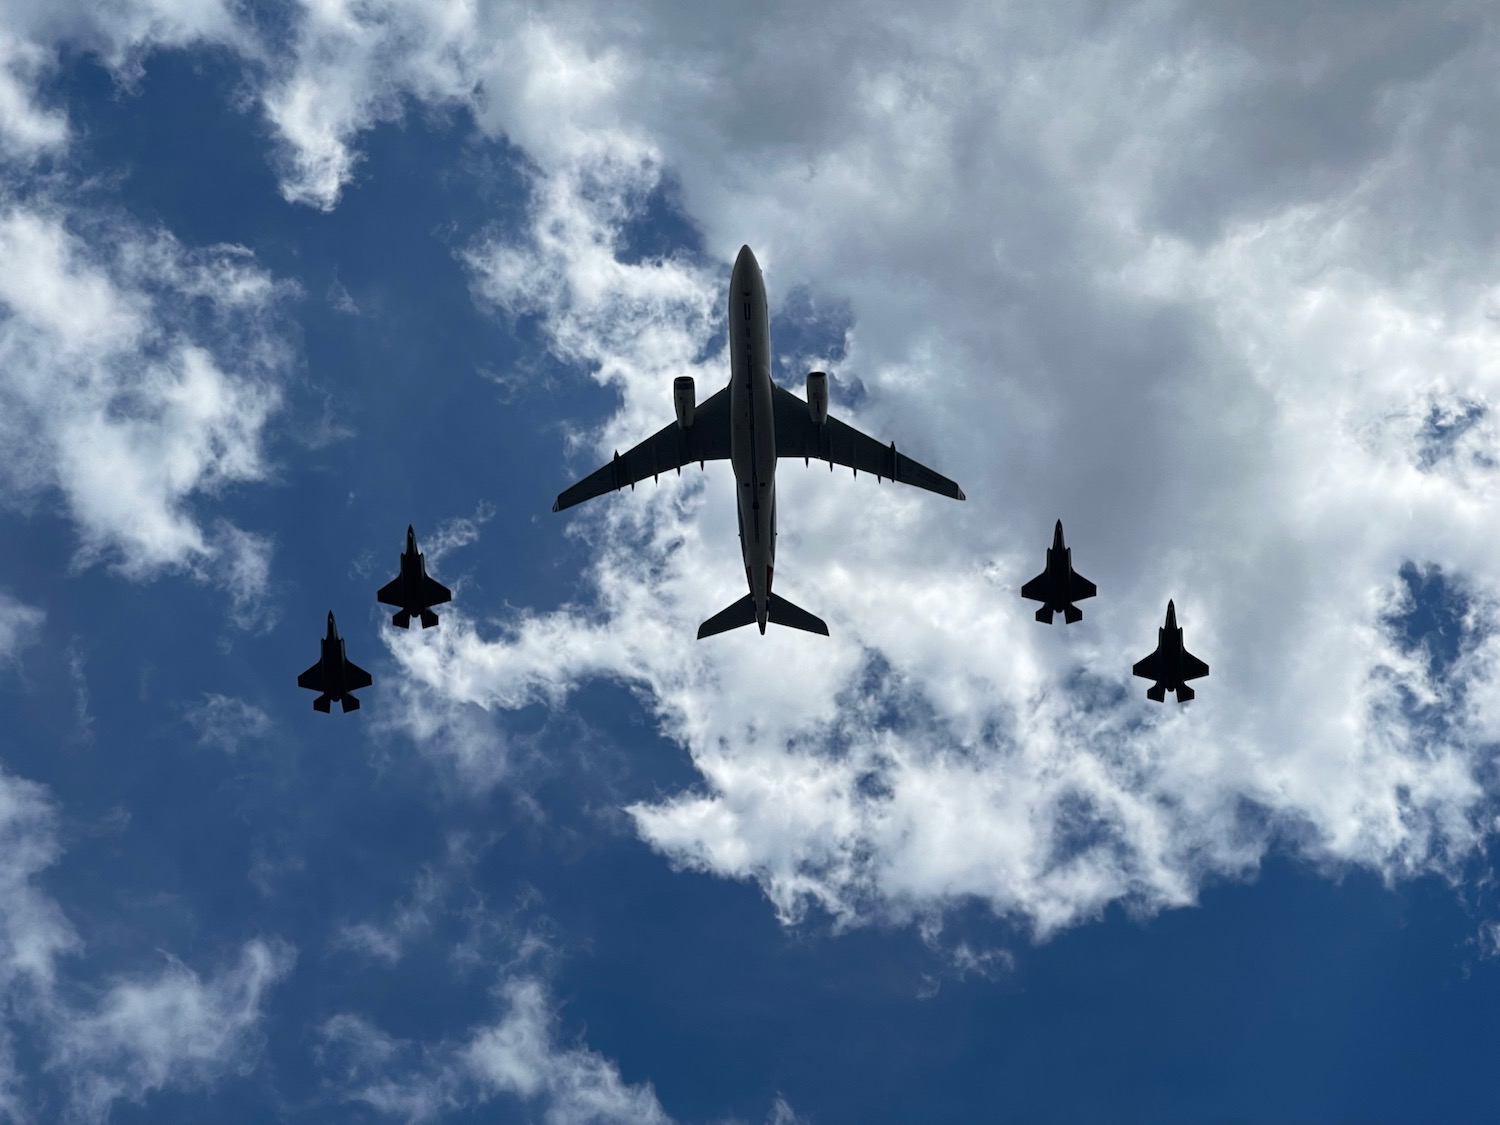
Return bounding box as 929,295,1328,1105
1020,520,1097,624
1132,600,1209,702
297,612,373,713
553,245,965,638
377,525,452,629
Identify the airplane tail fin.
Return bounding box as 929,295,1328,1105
767,594,829,636
341,695,361,713
392,610,412,629
1176,684,1195,702
1146,683,1166,703
1063,604,1083,624
313,695,332,713
697,594,829,639
698,595,757,639
420,610,439,629
1034,606,1054,624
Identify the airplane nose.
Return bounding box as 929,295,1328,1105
733,244,758,279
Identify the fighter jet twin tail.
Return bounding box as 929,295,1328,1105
296,526,452,713
550,245,1209,702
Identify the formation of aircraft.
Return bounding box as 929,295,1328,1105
300,245,1210,709
297,526,452,713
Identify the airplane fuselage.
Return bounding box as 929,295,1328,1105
728,245,777,631
320,634,348,696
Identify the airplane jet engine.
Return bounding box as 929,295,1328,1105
806,370,829,426
674,375,695,428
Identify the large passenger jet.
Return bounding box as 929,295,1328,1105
553,245,966,638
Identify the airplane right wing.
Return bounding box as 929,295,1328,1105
1019,572,1049,602
344,660,373,691
421,575,452,606
770,384,965,500
1181,651,1210,681
554,388,732,512
1069,571,1098,601
1131,650,1163,681
297,662,326,692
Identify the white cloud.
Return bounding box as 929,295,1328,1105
321,975,671,1125
182,693,273,754
0,203,291,609
0,765,293,1123
308,0,1500,941
0,594,43,663
50,939,296,1125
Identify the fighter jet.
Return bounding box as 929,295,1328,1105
1132,600,1209,702
553,245,965,638
377,525,452,629
297,612,373,713
1020,520,1097,624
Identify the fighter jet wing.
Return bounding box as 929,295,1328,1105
553,387,732,512
770,383,965,500
1181,651,1210,681
422,575,452,607
375,576,404,607
1131,649,1163,681
344,660,373,691
1069,572,1098,601
297,661,326,692
1020,571,1049,602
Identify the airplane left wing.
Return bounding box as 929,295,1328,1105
771,383,965,500
1131,650,1162,681
375,577,403,607
344,661,373,691
1019,572,1049,602
554,387,732,512
297,662,326,692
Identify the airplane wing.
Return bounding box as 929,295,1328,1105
297,661,326,692
553,387,732,512
344,660,373,691
1019,571,1049,602
1181,650,1210,681
422,575,452,606
376,576,403,607
1069,571,1098,601
770,383,965,500
1131,649,1163,681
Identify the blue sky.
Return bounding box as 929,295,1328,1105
2,2,1500,1122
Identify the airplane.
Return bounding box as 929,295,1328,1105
377,525,452,629
1132,600,1209,702
1020,520,1096,624
297,612,373,713
553,245,966,639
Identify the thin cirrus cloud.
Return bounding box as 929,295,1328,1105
0,765,294,1124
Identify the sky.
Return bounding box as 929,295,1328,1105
1,0,1499,1121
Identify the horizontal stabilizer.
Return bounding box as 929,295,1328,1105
698,595,757,639
1146,683,1166,703
1063,604,1083,624
313,695,332,713
1176,684,1195,702
393,610,411,629
342,695,361,713
767,594,829,636
420,609,439,629
1035,606,1054,624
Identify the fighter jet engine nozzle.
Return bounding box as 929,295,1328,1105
673,376,696,429
806,371,829,426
